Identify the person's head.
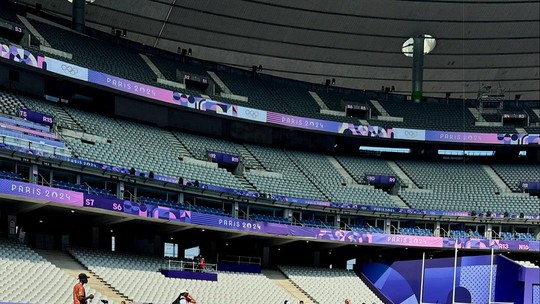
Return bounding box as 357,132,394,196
299,301,304,304
180,289,189,296
345,299,351,304
78,273,89,284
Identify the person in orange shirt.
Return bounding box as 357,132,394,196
73,273,94,304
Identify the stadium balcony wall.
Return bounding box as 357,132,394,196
0,41,538,154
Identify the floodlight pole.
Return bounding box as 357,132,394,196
419,251,425,304
72,0,86,33
412,36,425,103
488,246,495,304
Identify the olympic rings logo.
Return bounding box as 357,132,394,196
243,109,259,118
61,64,78,75
403,130,418,137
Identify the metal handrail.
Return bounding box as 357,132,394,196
238,208,247,220
390,224,401,234
123,189,135,201
38,173,51,187
440,227,449,237
164,259,217,272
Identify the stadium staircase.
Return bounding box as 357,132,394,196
233,174,258,192
262,270,317,304
481,165,512,193
20,96,85,132
327,155,356,185
387,161,418,189
34,249,128,303
369,100,391,117
140,53,166,79
237,144,266,170
284,150,331,201
308,91,329,111
388,195,410,208
532,109,540,120
207,71,232,94
170,131,197,158
17,15,51,47
468,107,486,122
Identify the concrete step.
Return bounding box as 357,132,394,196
234,174,258,192
483,165,512,193
140,54,165,79
369,100,389,116
468,107,485,122
207,71,231,94
386,161,418,189
308,91,329,110
169,131,196,158
19,15,51,47
263,270,317,304
389,194,410,208
238,145,265,170
34,249,127,304
532,109,540,120
327,156,356,185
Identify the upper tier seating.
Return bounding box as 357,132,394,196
30,20,156,85
3,17,534,133
70,248,293,304
2,91,539,215
369,100,477,130
244,145,326,200
174,131,242,160
368,99,520,133
149,55,209,81
396,160,499,193
336,156,396,182
264,82,359,123
315,90,367,113
19,95,82,131
400,190,540,215
0,91,72,157
288,151,398,207
0,239,113,304
396,160,540,214
60,107,244,189
279,266,383,304
0,90,25,117
216,71,291,114
491,163,540,192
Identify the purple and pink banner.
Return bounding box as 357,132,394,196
0,179,83,206
522,181,540,190
0,180,537,252
76,193,539,252
19,108,54,127
0,121,56,139
1,43,538,145
1,141,538,219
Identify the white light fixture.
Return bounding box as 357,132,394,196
67,0,96,3
402,34,437,57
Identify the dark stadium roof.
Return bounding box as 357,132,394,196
12,0,540,99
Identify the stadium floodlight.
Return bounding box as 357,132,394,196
402,34,436,57
67,0,96,3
